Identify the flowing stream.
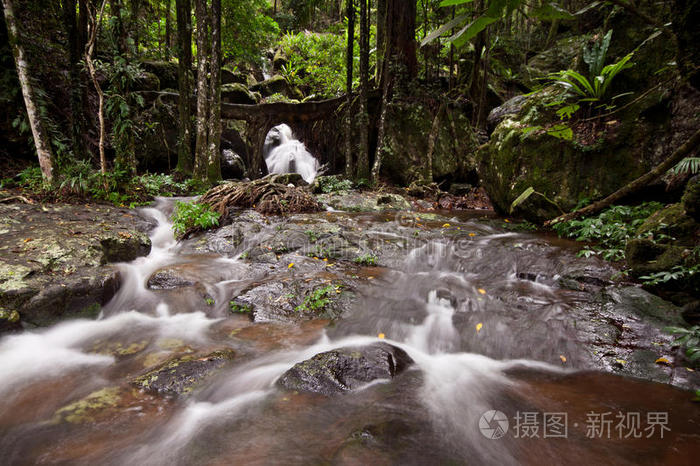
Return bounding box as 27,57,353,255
0,198,698,465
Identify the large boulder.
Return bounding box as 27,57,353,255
477,82,697,221
379,101,478,186
277,343,413,396
519,35,590,90
140,60,178,90
221,68,248,85
221,83,258,105
249,75,289,97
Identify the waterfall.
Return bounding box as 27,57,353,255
262,123,320,183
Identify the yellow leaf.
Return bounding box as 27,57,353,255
323,258,328,262
615,359,627,365
442,223,451,228
378,333,385,339
368,276,374,280
313,256,319,260
687,367,695,372
476,323,483,333
469,232,476,237
654,357,671,365
559,355,567,363
478,288,486,295
504,219,510,223
288,263,294,268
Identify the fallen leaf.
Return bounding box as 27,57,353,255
615,359,627,365
504,219,510,223
654,357,671,365
476,323,483,333
378,333,385,339
469,232,476,237
23,238,32,242
288,263,294,268
477,288,486,295
442,223,451,228
559,355,567,363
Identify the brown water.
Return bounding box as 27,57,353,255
0,198,698,465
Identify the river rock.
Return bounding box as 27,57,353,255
132,349,236,397
249,75,289,97
100,231,151,263
277,343,413,396
221,83,259,105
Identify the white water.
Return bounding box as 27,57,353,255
262,123,320,183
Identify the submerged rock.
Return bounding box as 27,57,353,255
277,343,413,396
132,349,236,397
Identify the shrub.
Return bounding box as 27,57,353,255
171,201,221,238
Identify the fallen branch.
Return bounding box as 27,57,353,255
0,195,34,204
545,128,700,226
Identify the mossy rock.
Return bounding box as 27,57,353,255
272,48,288,71
249,75,289,97
140,60,178,90
100,231,151,264
636,203,698,245
133,71,160,92
221,83,258,105
52,387,122,424
478,85,671,222
682,178,700,221
131,349,235,397
380,101,478,186
519,35,590,89
221,68,247,85
0,307,21,332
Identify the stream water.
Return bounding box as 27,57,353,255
0,198,698,465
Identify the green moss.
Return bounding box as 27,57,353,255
52,387,122,424
0,308,20,323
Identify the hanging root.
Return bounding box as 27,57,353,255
198,177,322,219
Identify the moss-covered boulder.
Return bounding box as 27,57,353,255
140,60,178,90
133,71,160,91
0,308,20,332
519,35,590,90
221,83,259,105
132,349,236,397
379,101,478,186
100,231,151,264
221,68,248,85
682,177,700,221
478,84,678,221
272,48,288,71
249,75,289,97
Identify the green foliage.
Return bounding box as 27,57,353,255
17,166,45,191
552,202,664,261
316,175,353,193
669,157,700,175
222,0,280,64
583,29,613,77
278,31,349,97
548,52,634,104
229,301,252,314
640,264,699,286
665,325,700,366
354,254,377,266
295,284,340,313
171,201,221,238
304,230,319,242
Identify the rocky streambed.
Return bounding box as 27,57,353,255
0,193,698,465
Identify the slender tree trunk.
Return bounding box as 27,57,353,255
62,0,87,161
375,0,385,85
193,0,211,181
545,128,700,226
344,0,355,178
3,0,54,182
175,0,193,175
78,0,88,51
207,0,222,183
85,0,108,182
356,0,369,180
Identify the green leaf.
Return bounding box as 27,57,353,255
510,186,535,213
546,124,573,140
421,14,469,47
530,2,575,20
439,0,474,6
449,15,500,48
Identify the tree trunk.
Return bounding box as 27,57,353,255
545,128,700,226
110,0,126,55
193,0,211,182
175,0,193,175
207,0,222,183
62,0,87,161
85,0,108,182
3,0,54,182
375,0,385,85
131,0,140,53
371,0,416,183
344,0,355,178
193,0,221,184
356,0,369,180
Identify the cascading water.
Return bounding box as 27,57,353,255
0,201,697,465
263,123,320,183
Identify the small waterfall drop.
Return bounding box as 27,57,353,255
262,123,319,183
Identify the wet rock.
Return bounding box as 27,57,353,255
0,308,21,332
100,231,151,263
221,83,259,105
277,343,413,396
267,172,308,186
147,267,196,289
221,68,247,85
52,387,122,424
221,149,246,179
317,191,411,212
132,349,236,397
272,48,287,71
